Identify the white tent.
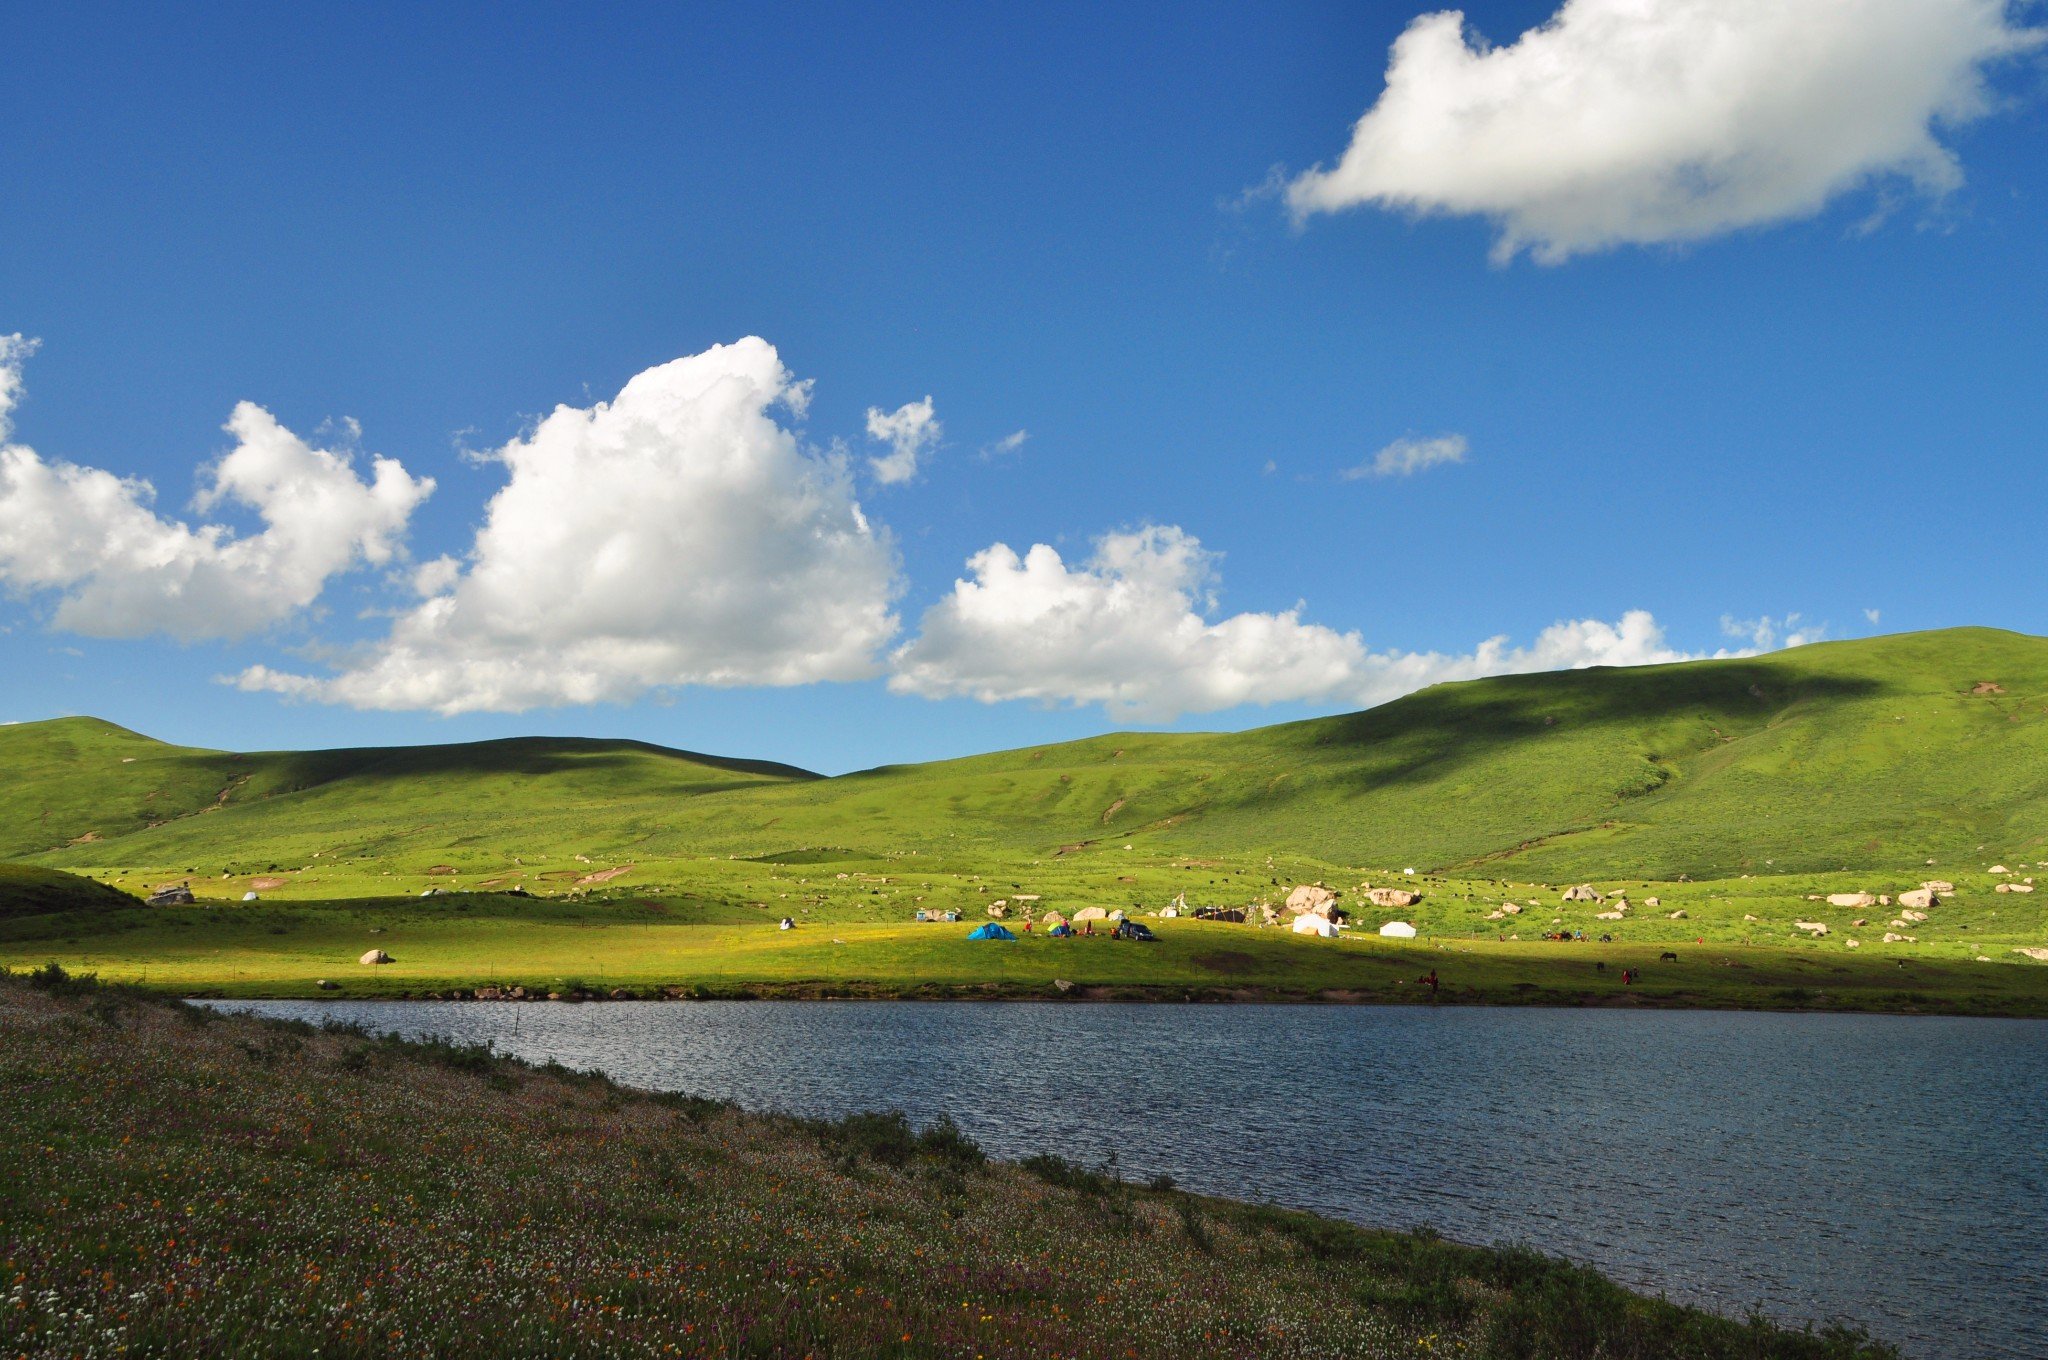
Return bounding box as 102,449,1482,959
1292,915,1339,938
1377,921,1418,939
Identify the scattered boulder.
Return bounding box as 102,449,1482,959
1850,918,1866,927
1901,909,1929,923
1878,895,1891,907
1989,865,2011,874
1644,897,1661,908
1793,921,1829,936
1285,885,1339,916
2013,948,2048,963
1897,888,1938,910
1668,909,1688,920
1883,933,1917,944
1053,978,1075,992
1827,893,1877,909
1595,910,1625,921
1846,939,1860,949
987,903,1007,918
1365,887,1420,909
1920,881,1955,895
359,949,392,965
1500,903,1523,915
1996,882,2035,894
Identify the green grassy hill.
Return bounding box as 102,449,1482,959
8,628,2048,880
0,718,816,865
606,626,2048,877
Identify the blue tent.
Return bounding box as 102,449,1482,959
966,923,1017,941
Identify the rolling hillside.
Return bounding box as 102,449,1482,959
7,627,2047,880
0,719,817,864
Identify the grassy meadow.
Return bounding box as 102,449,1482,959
0,967,1902,1359
2,627,2047,1010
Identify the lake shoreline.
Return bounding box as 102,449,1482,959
170,975,2048,1018
3,967,1915,1359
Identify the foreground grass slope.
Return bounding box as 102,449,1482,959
12,629,2045,880
0,968,1897,1359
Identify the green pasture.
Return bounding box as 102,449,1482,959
6,859,2045,1013
9,628,2048,884
3,627,2046,1010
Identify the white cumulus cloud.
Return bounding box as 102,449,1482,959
1287,0,2042,263
239,338,901,714
890,523,1748,721
1343,433,1468,480
0,341,434,641
864,396,940,485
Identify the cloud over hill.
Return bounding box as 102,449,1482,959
241,338,901,714
891,523,1741,720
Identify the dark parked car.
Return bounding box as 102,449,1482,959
1114,920,1158,942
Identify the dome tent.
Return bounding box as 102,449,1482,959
967,923,1017,941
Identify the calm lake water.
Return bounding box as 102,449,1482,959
209,1000,2047,1359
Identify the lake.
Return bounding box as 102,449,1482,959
208,999,2048,1358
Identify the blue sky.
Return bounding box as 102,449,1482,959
2,0,2044,772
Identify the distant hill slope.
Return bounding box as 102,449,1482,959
604,626,2048,877
0,718,817,863
10,628,2047,879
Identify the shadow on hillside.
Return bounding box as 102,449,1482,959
1282,663,1889,795
157,738,819,805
